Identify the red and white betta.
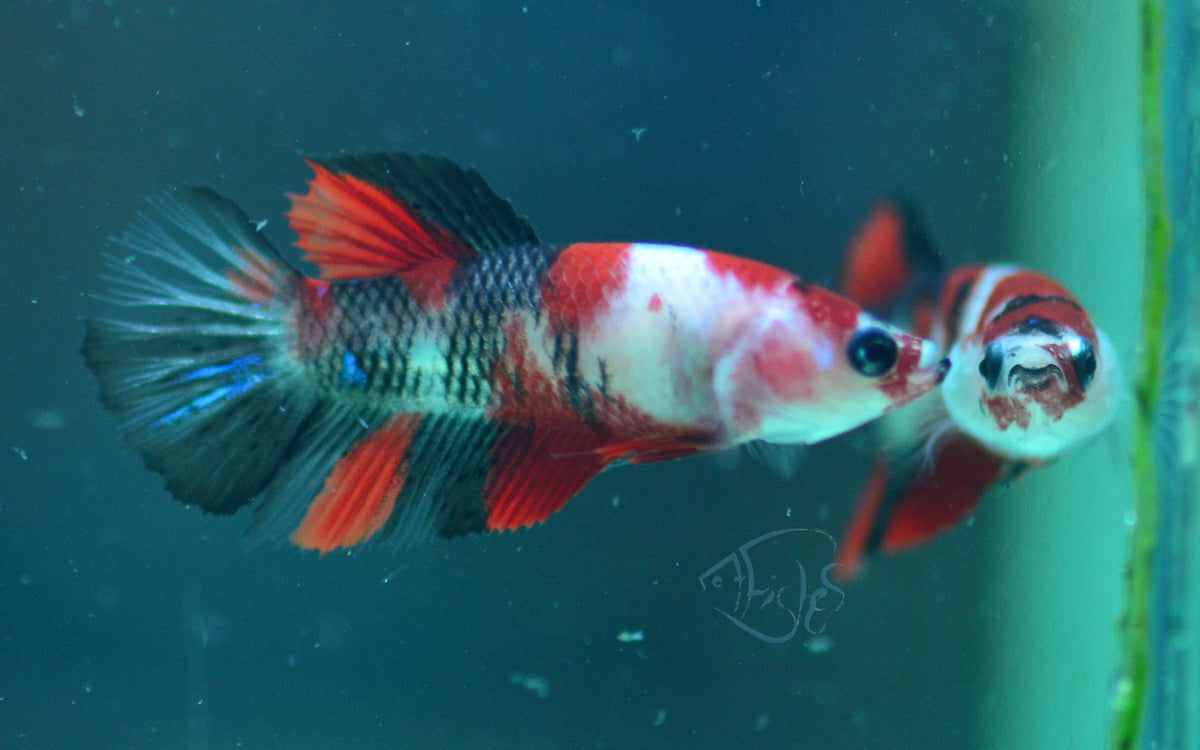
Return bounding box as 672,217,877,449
836,201,1123,578
83,153,948,554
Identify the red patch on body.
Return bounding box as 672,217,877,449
794,283,861,332
753,330,816,402
979,270,1097,343
983,394,1031,431
293,278,335,360
703,250,794,290
291,414,420,553
648,293,664,312
540,243,631,330
300,278,333,321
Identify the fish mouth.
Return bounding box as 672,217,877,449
934,357,951,383
1008,363,1066,393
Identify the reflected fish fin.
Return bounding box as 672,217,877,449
839,198,943,317
837,431,1008,581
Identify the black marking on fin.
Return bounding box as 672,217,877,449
316,152,540,252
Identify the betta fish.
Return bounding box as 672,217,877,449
835,201,1122,578
83,153,947,554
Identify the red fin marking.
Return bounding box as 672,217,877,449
287,161,473,282
837,435,1006,580
291,414,420,553
839,203,912,310
834,459,892,582
878,434,1006,553
484,426,613,531
541,243,632,330
226,247,282,305
593,435,714,464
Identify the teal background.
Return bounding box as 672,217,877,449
0,2,1137,748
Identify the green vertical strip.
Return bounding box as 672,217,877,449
1108,1,1170,749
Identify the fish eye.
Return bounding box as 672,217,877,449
1073,339,1097,389
847,328,899,377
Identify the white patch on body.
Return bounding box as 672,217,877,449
582,243,769,427
954,265,1018,338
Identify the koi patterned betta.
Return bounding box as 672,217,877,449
835,201,1122,578
83,153,947,553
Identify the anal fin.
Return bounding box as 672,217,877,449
836,432,1008,580
290,414,421,553
484,425,616,532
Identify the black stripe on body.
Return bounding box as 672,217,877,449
994,294,1082,320
443,244,561,406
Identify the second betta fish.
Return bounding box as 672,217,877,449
83,153,947,553
835,201,1122,578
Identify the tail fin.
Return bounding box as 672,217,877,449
82,188,316,515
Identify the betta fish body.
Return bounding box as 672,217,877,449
84,153,947,553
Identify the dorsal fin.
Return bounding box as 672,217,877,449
839,199,942,313
287,153,541,282
287,160,473,281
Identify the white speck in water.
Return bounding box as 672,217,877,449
12,446,28,461
631,127,647,142
509,671,550,698
72,95,85,118
805,635,833,654
652,708,667,726
616,629,644,643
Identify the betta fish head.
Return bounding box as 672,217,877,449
712,281,947,446
942,315,1122,460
